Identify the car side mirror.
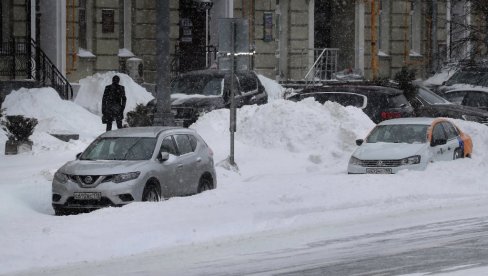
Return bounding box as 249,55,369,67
76,152,82,159
158,151,170,162
356,139,364,146
431,138,447,147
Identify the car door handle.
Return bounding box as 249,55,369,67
196,157,202,162
177,164,183,168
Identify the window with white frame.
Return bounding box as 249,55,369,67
118,0,133,56
410,0,421,56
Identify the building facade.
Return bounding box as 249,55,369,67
1,0,479,95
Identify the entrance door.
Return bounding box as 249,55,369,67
178,0,212,73
314,0,332,48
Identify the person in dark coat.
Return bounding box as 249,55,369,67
102,75,127,131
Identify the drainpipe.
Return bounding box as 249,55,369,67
370,0,378,80
431,0,438,73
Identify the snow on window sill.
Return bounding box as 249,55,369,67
77,48,96,58
409,50,422,57
119,48,135,58
378,50,389,57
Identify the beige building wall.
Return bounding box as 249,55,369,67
364,0,448,80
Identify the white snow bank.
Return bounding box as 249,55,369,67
2,87,104,139
2,74,488,274
258,74,286,100
75,72,154,117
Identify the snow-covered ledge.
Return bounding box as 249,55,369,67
118,48,135,58
77,48,96,58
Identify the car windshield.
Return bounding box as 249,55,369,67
445,70,488,86
80,137,157,160
171,75,224,96
367,124,429,144
417,87,451,105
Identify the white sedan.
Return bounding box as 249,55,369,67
347,117,473,174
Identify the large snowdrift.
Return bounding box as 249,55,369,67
1,76,488,274
75,71,154,117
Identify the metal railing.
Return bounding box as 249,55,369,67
303,48,340,86
0,37,73,100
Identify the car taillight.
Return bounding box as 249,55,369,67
381,111,402,120
208,147,214,157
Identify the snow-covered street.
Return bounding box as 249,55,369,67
1,74,488,275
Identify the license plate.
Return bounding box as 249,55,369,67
74,192,101,200
366,168,392,174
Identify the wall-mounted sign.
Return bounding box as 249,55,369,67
180,18,193,43
263,12,273,42
102,9,115,33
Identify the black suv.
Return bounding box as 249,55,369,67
286,85,415,123
148,69,268,127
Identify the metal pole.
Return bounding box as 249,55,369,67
229,21,236,166
153,0,174,126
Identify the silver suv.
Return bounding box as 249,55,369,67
52,127,216,215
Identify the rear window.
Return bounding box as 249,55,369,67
171,75,224,96
305,92,365,108
386,94,410,108
445,70,488,86
444,91,467,104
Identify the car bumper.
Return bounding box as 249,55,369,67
347,162,428,174
52,178,144,210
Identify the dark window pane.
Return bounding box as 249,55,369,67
174,134,193,154
160,136,178,156
237,73,258,93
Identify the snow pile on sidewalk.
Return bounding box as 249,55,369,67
258,74,286,100
2,72,488,275
75,71,154,116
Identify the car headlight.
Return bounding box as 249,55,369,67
400,155,421,165
349,156,362,166
54,171,68,184
113,172,140,183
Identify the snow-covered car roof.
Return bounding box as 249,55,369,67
100,126,190,138
378,117,441,126
444,86,488,93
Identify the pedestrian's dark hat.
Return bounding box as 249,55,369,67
112,75,120,84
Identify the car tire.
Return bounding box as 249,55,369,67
197,176,213,193
453,148,464,160
142,182,161,202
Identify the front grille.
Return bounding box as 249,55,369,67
68,175,110,188
65,197,114,207
360,159,402,167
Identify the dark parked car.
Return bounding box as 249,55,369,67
286,85,415,123
432,66,488,94
437,88,488,112
410,82,488,126
148,69,268,127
